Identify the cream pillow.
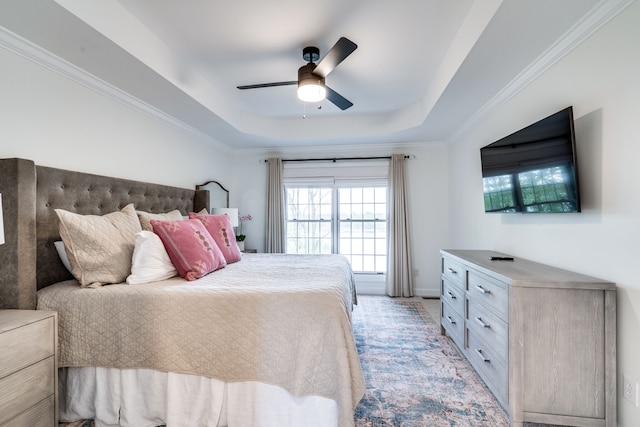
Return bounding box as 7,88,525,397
126,231,178,284
55,203,142,287
137,209,184,231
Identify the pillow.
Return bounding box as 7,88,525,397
137,209,183,231
188,212,242,264
181,209,207,220
54,241,72,273
151,219,227,281
55,203,142,287
126,231,178,285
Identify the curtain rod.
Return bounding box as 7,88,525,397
263,155,414,163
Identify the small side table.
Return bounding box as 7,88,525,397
0,310,58,426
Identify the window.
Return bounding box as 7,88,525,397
338,187,387,273
286,187,333,254
286,186,387,273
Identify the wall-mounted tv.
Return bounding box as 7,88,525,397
480,107,580,213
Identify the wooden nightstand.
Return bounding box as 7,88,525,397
0,310,58,426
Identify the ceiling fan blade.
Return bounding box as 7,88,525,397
326,86,353,110
314,37,357,78
237,81,297,90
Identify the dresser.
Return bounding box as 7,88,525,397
440,250,616,427
0,310,58,427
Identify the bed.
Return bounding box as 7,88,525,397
0,158,364,427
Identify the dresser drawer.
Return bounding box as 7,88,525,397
442,256,465,291
441,278,464,316
467,270,508,320
0,316,55,379
0,357,55,424
0,395,55,427
467,328,508,407
467,298,508,364
441,300,464,350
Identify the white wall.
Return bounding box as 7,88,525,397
0,46,232,189
230,144,450,297
448,3,640,426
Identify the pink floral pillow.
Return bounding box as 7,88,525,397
150,219,227,281
188,212,242,264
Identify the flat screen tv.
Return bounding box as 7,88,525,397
480,107,580,213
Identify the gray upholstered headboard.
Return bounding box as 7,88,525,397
0,158,209,309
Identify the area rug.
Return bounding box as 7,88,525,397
353,295,509,427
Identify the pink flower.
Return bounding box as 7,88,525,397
236,213,252,241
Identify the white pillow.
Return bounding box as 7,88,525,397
54,241,72,273
126,231,178,285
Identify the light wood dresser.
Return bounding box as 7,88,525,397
0,310,58,427
440,249,616,427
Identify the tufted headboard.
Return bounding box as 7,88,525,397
0,158,209,309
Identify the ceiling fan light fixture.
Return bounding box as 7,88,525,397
297,63,326,103
298,80,326,103
237,38,356,110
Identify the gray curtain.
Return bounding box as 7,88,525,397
265,158,285,253
386,154,414,297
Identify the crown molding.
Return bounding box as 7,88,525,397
0,25,232,153
451,0,636,142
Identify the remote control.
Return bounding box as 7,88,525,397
489,256,514,261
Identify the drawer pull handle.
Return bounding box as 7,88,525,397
447,291,457,300
446,315,456,325
475,317,490,328
475,348,490,363
446,267,458,275
475,285,491,294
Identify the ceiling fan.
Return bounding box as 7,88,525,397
237,37,357,110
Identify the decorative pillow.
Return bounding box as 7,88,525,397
54,241,72,273
137,209,183,231
150,219,227,281
55,203,142,287
182,209,208,220
126,231,178,285
188,212,242,264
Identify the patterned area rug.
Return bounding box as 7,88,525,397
353,296,508,426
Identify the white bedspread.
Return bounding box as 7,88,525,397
38,254,364,427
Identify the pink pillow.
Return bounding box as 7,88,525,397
150,219,226,281
188,212,242,264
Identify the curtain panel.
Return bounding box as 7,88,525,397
386,154,414,297
265,158,285,253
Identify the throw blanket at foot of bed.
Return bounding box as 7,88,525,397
38,254,364,427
